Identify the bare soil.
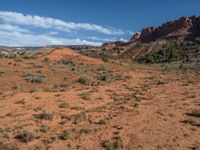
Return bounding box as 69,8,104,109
0,48,199,150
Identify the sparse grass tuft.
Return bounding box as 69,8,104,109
187,109,200,118
0,142,19,150
44,84,56,92
97,65,108,71
15,131,39,143
97,74,110,81
95,119,106,125
58,131,70,140
77,76,91,85
0,69,4,76
12,84,22,91
80,92,91,100
36,109,54,120
155,79,168,85
181,118,200,127
100,140,114,150
23,71,46,83
43,57,49,62
100,136,123,150
59,102,69,108
40,125,50,133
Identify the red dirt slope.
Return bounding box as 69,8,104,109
42,48,103,65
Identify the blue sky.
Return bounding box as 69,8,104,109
0,0,200,46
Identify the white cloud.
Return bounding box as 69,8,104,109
0,24,29,33
0,11,132,46
0,30,101,47
0,11,124,35
48,31,59,35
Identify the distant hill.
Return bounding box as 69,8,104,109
82,16,200,67
120,16,200,64
1,16,200,67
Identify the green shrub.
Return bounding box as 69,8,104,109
59,102,69,108
137,41,183,63
100,137,123,150
188,109,200,118
0,142,19,150
44,84,56,92
23,71,46,83
97,65,108,71
80,92,91,100
16,131,39,143
97,74,109,81
25,75,45,83
99,54,109,62
78,76,91,85
140,48,181,63
58,131,70,140
0,69,4,75
100,140,114,150
156,79,168,85
40,125,50,133
43,57,49,62
36,109,54,120
12,84,22,91
137,40,200,65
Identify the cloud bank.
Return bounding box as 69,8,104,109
0,11,124,35
0,30,101,47
0,11,129,46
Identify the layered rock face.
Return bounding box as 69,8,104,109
130,33,141,42
101,41,127,48
96,16,200,61
131,16,200,43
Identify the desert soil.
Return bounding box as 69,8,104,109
0,48,199,150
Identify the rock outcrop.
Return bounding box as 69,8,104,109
131,16,200,43
86,16,200,61
101,41,127,48
130,32,141,42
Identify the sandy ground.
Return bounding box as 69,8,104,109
0,49,199,150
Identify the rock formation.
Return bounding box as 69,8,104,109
101,41,127,48
131,16,200,43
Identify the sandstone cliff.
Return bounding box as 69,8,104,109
131,16,200,43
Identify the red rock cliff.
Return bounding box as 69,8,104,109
131,16,200,43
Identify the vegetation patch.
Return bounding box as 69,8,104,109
100,136,123,150
58,130,70,140
61,112,87,124
35,109,54,120
77,76,91,85
0,142,19,150
23,71,46,83
80,92,91,100
15,131,39,143
40,125,50,133
137,40,200,66
181,118,200,127
99,54,110,62
0,69,4,76
59,102,69,108
43,57,49,62
97,74,110,81
187,109,200,118
44,84,57,92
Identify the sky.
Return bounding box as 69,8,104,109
0,0,200,47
